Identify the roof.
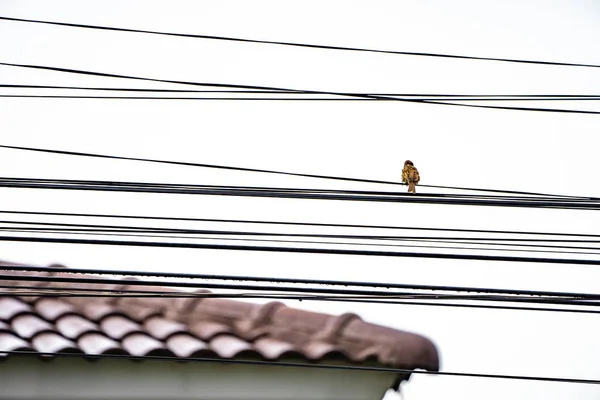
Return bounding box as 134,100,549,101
0,260,439,387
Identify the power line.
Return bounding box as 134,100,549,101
0,145,591,198
0,209,597,239
2,15,600,70
1,176,599,210
3,264,599,299
3,286,599,315
3,85,600,100
1,235,600,265
3,222,600,257
6,275,598,307
2,61,600,115
3,94,600,102
1,350,598,385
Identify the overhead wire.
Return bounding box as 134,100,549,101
2,273,600,309
1,84,600,99
2,350,599,385
1,176,599,209
3,220,600,256
0,144,591,198
2,61,600,115
0,209,598,239
2,15,600,70
3,264,600,299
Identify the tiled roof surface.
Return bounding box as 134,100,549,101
0,261,439,384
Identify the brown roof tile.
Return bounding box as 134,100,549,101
11,314,53,339
0,261,439,387
0,297,31,321
35,298,76,321
77,332,124,355
0,332,32,352
31,332,81,354
121,333,172,357
55,314,99,340
100,315,142,340
165,333,208,357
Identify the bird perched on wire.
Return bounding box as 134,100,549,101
402,160,420,193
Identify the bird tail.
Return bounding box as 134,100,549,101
408,182,416,193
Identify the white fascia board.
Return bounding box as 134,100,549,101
0,356,398,400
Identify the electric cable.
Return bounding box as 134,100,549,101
1,350,598,385
1,176,599,210
2,61,600,115
2,84,600,99
3,94,600,102
0,144,592,198
0,209,597,239
2,15,600,70
3,274,600,309
3,222,600,257
3,264,600,300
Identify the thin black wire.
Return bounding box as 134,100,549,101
2,84,600,99
3,285,599,314
4,233,600,264
3,264,600,300
4,224,600,257
5,279,597,306
1,176,598,204
2,15,600,70
0,144,591,199
1,176,599,210
3,218,600,243
0,209,597,239
2,61,600,115
1,350,598,385
4,286,600,314
3,94,600,102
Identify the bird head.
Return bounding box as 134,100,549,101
404,160,414,166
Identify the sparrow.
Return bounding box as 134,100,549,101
402,160,420,193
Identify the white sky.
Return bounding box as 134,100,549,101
1,1,600,399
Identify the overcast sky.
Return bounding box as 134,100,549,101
1,1,600,399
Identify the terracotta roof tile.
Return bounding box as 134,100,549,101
0,297,31,321
100,315,142,340
35,298,76,321
209,334,254,358
55,314,100,340
165,333,208,357
252,337,299,359
0,332,32,352
144,316,187,340
81,302,120,322
11,314,53,339
121,333,172,357
32,332,81,354
0,261,440,387
77,332,124,355
190,320,233,340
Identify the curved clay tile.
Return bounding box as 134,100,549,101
190,320,233,340
100,315,142,340
121,333,173,357
11,314,53,339
77,332,124,356
34,298,76,322
143,316,187,340
165,333,208,358
252,336,300,360
32,332,81,354
55,314,100,340
0,297,32,321
0,332,32,352
208,334,253,359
